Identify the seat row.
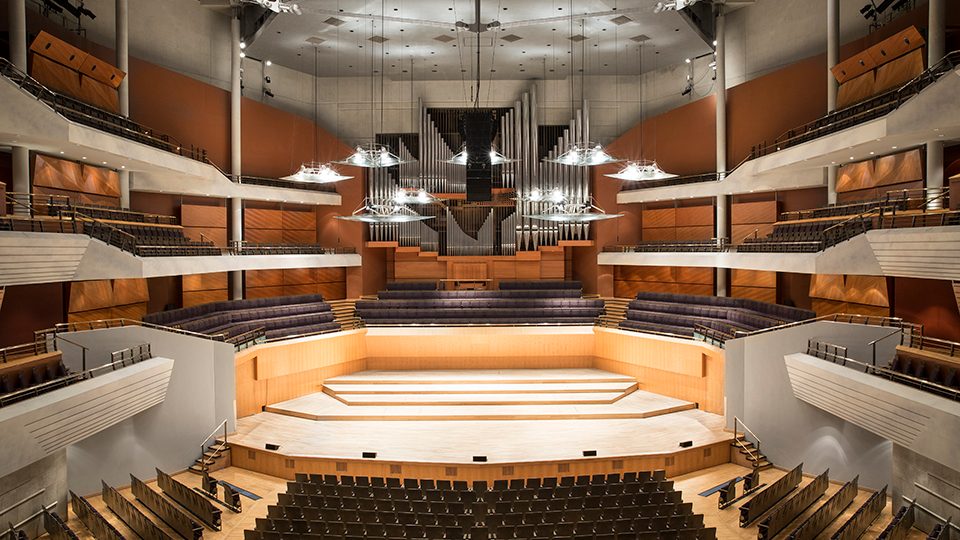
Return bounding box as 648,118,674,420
294,471,668,490
886,346,960,397
619,292,813,341
286,481,676,503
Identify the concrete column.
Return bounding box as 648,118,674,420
714,9,727,175
230,14,242,178
926,0,946,210
716,195,729,297
230,197,243,299
11,147,30,215
229,12,244,299
926,140,944,209
714,8,728,297
826,0,840,205
827,0,839,112
10,0,30,215
119,171,130,208
9,0,27,71
115,0,129,117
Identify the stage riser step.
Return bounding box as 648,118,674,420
326,392,630,406
323,382,637,395
263,403,696,422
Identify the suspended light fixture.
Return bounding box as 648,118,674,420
605,160,677,181
335,198,435,223
336,143,410,168
281,162,353,183
605,40,676,181
284,46,353,183
547,141,622,167
392,187,434,205
521,188,567,204
445,146,516,166
525,199,623,222
544,15,619,167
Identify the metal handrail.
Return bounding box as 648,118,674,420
45,318,229,342
807,341,960,401
869,328,906,366
0,56,205,161
733,416,762,466
0,341,48,363
0,502,57,539
735,313,920,338
0,344,154,407
754,50,960,158
0,490,44,518
199,419,229,468
49,334,89,371
912,334,960,358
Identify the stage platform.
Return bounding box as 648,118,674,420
231,369,732,481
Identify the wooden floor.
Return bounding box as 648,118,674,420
266,368,689,421
67,464,924,540
233,408,729,463
673,463,926,540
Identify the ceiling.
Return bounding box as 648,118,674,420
242,0,716,81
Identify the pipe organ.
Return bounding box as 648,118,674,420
367,87,592,256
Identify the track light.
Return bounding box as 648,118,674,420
265,60,272,67
240,41,246,50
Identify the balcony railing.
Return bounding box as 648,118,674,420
0,57,207,162
752,50,960,159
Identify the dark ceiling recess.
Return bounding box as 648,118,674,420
678,2,716,49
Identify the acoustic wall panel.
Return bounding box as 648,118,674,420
33,155,120,205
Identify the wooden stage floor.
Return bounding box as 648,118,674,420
231,369,731,479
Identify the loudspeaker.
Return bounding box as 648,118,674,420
582,450,597,457
679,441,693,448
472,455,488,462
462,111,493,202
362,451,377,459
265,443,280,450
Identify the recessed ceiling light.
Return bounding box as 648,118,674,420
869,151,874,155
891,146,898,149
81,156,87,160
59,151,65,154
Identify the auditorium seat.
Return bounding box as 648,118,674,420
143,294,341,342
355,281,604,326
885,345,960,397
618,291,814,341
246,471,715,540
0,348,73,406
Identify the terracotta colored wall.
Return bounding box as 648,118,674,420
893,278,960,342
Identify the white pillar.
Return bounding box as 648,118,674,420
230,14,242,178
927,140,944,209
716,195,729,297
119,171,130,208
230,197,243,299
927,0,946,210
10,0,29,215
11,147,30,215
714,9,728,297
115,0,129,117
714,10,727,176
826,0,840,205
229,13,244,299
9,0,27,71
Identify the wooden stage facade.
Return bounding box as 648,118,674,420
230,365,734,482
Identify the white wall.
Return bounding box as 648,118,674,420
724,321,902,489
56,326,235,496
61,0,907,144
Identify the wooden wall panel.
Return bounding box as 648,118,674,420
874,149,923,186
675,206,713,227
68,278,148,322
731,269,777,288
183,227,227,246
836,149,924,202
282,207,318,231
614,266,714,299
809,274,889,317
731,200,778,225
731,223,774,243
641,208,676,229
873,48,924,94
247,286,285,299
182,203,228,228
33,155,120,204
183,272,228,307
281,229,316,245
247,270,284,288
731,287,777,303
246,228,284,244
78,54,125,89
836,71,876,109
674,226,714,241
244,207,284,230
31,55,83,101
30,31,88,70
283,268,317,285
675,267,713,285
641,228,677,242
78,75,120,112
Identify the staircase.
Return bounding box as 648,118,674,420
597,297,631,328
732,435,773,471
329,299,363,330
189,439,231,474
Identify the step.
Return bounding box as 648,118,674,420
326,369,637,386
324,381,637,395
328,391,631,406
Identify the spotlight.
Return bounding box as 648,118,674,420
265,60,272,66
684,58,691,64
240,52,246,58
681,84,693,96
240,41,246,49
264,76,272,84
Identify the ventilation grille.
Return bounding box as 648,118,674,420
610,15,633,25
501,34,523,42
324,17,345,26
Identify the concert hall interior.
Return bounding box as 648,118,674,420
1,0,960,538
